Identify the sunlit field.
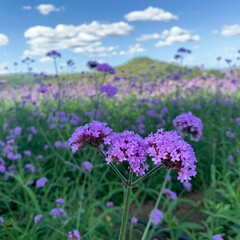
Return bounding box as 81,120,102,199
0,53,240,240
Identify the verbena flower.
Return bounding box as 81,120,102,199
0,217,4,225
24,150,32,156
145,129,197,182
99,84,118,98
150,209,163,225
36,177,48,188
163,188,177,200
182,181,192,191
50,208,67,219
46,50,61,59
104,131,148,176
81,161,93,172
25,163,35,173
56,198,65,207
106,201,114,208
87,60,98,69
172,112,203,141
96,63,115,74
213,234,224,240
68,230,81,240
131,217,138,224
34,214,42,223
0,158,6,173
68,121,112,153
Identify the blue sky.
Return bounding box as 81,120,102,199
0,0,240,73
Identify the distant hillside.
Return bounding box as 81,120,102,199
114,57,201,80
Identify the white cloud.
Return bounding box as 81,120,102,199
36,4,64,15
39,56,53,63
124,6,178,22
73,41,119,57
155,26,200,47
221,24,240,37
23,21,133,57
137,33,161,41
120,43,145,56
0,33,9,46
136,27,200,47
22,6,32,10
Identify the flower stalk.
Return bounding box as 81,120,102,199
118,171,133,240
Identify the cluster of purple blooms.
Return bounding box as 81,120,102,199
145,129,197,182
68,230,81,240
68,121,112,153
104,131,149,176
69,120,198,182
87,60,115,74
46,50,61,59
99,84,118,98
172,112,203,141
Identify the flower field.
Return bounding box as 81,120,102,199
0,56,240,240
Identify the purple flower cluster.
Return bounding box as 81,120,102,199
172,112,203,141
68,230,81,240
99,84,118,98
68,121,112,153
87,60,98,69
213,234,224,240
150,209,163,225
34,214,42,223
86,61,115,74
96,63,115,74
163,188,177,200
81,161,93,172
46,50,61,58
104,131,148,176
50,208,67,219
36,177,48,188
145,129,197,182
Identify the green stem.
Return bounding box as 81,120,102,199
132,165,163,187
141,169,171,240
97,147,127,184
118,172,133,240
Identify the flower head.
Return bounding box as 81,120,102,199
131,217,138,224
68,121,112,153
34,214,42,223
50,208,67,219
106,201,114,208
81,161,93,172
46,50,61,59
182,181,192,191
213,235,224,240
163,188,177,200
36,177,48,188
0,217,4,225
150,209,163,225
145,129,197,182
68,230,81,240
173,112,203,141
99,84,118,98
56,198,65,207
87,60,98,69
96,63,115,74
104,131,148,176
25,163,35,173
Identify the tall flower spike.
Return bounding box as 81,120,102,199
68,121,112,153
104,130,148,176
172,112,203,141
145,129,197,182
